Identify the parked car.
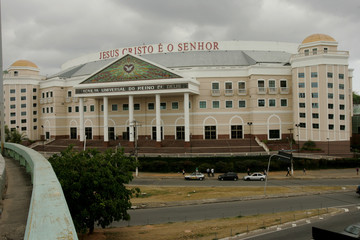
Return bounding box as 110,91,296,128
243,172,266,181
342,223,360,238
356,185,360,195
184,172,205,180
218,172,239,181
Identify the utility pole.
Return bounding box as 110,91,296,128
132,120,141,177
247,122,253,153
288,128,293,175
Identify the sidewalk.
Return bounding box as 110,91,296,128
0,157,32,240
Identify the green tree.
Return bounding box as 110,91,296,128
4,125,28,143
49,146,139,234
353,91,360,104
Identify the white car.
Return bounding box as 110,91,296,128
243,172,266,181
184,172,205,180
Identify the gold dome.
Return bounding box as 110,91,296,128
302,34,336,44
11,60,38,69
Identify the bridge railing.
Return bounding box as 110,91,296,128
3,142,78,240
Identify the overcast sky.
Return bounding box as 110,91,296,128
2,0,360,91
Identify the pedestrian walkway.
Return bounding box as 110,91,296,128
0,157,32,240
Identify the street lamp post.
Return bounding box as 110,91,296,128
247,122,253,152
327,138,329,156
295,124,300,154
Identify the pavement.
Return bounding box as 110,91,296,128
0,157,32,240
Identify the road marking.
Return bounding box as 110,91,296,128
292,224,297,227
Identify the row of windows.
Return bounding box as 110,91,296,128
298,123,346,130
299,113,345,120
298,82,345,89
41,91,53,98
9,88,37,93
299,92,345,99
299,103,345,110
298,72,345,79
211,79,288,90
9,103,37,109
304,47,328,56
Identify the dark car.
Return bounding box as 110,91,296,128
218,172,239,181
356,185,360,195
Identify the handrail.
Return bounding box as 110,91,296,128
3,143,78,240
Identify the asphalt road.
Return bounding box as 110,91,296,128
111,191,360,228
130,177,359,187
240,206,360,240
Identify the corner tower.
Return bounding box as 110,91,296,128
290,34,352,152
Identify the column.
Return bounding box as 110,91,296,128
129,95,134,144
103,96,109,145
184,93,190,146
155,94,161,146
79,97,84,142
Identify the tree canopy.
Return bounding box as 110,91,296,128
354,91,360,104
49,146,138,234
5,125,28,143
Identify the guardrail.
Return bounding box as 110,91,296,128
3,143,78,240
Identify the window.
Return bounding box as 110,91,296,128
33,111,37,115
298,82,305,88
340,125,345,131
269,130,280,139
101,105,103,111
10,112,16,117
42,108,45,113
10,97,15,101
21,96,26,100
21,104,26,108
311,82,318,88
312,48,317,55
10,89,15,94
148,103,154,110
10,120,16,124
269,99,276,107
33,88,37,93
111,104,118,111
172,102,179,110
50,92,53,97
33,103,37,107
225,101,233,108
83,106,86,112
299,122,306,128
312,123,319,129
160,102,166,110
340,104,345,110
204,126,216,139
339,84,344,90
212,101,220,109
212,82,219,90
328,114,334,119
42,92,45,98
258,99,265,107
238,81,246,94
327,72,333,78
67,91,72,97
281,99,288,107
33,126,37,130
238,100,246,108
21,127,26,131
268,79,276,88
122,104,128,111
225,82,233,94
21,88,26,93
304,49,309,56
328,83,333,88
329,124,334,130
299,103,305,108
328,93,333,99
90,105,95,112
299,93,305,98
33,96,37,100
339,94,345,100
340,115,345,120
134,103,140,110
312,103,318,108
324,47,328,53
339,73,344,79
21,112,26,116
300,113,306,118
176,126,185,140
199,101,207,109
258,80,265,87
312,113,319,118
68,107,72,113
312,93,318,98
231,125,243,139
311,72,318,78
21,119,26,123
298,73,305,78
46,92,49,98
10,104,16,109
328,104,333,109
75,106,79,112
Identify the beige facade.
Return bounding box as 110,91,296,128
2,34,353,152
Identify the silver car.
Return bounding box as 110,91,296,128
243,172,266,181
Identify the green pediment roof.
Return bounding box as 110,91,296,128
81,55,182,84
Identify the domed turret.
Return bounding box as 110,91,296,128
10,59,39,69
301,34,336,44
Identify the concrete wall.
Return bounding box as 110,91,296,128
0,155,5,201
